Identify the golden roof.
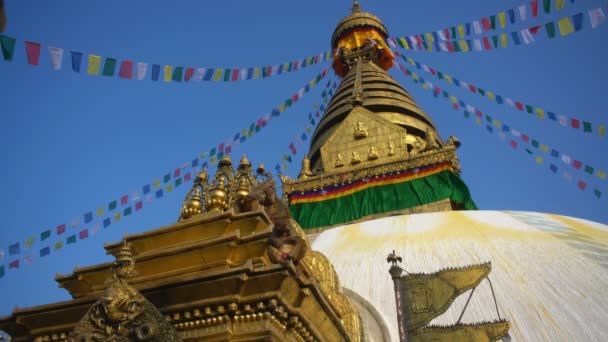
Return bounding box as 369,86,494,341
331,1,388,49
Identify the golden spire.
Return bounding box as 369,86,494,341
298,154,314,179
113,240,137,279
207,177,228,211
239,154,251,167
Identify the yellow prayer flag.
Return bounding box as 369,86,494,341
487,91,495,100
450,95,457,103
599,125,605,137
500,33,508,48
114,212,121,222
96,207,104,217
597,170,607,179
166,184,173,192
445,74,453,83
254,67,260,80
536,108,545,119
493,119,501,128
475,117,481,125
540,144,550,152
412,73,419,81
425,33,434,43
153,179,161,188
398,37,410,50
558,17,575,36
458,25,465,38
283,63,289,72
213,68,223,81
278,103,286,113
458,40,469,52
164,65,172,82
87,55,101,75
498,12,506,28
422,83,429,90
407,57,415,66
536,156,544,164
282,163,287,170
210,156,217,165
556,0,566,10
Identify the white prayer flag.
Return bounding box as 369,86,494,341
505,97,515,107
437,30,446,41
589,8,607,29
473,21,482,34
511,129,521,137
518,5,527,21
473,39,482,51
48,47,64,71
460,81,468,89
466,104,475,113
297,88,305,98
388,39,397,48
439,42,448,52
498,132,506,141
563,171,572,182
136,62,147,80
561,154,571,164
558,115,568,126
240,68,247,80
194,68,204,81
520,29,535,44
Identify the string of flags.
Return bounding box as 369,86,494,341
0,67,330,280
398,53,606,138
275,79,337,173
0,34,331,83
387,5,606,53
395,0,578,48
394,61,606,199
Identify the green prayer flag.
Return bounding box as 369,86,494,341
109,200,117,211
0,35,16,60
543,0,551,13
594,189,602,198
492,35,499,48
0,265,4,278
442,91,448,98
172,66,184,82
437,72,444,79
477,88,485,96
585,165,594,175
41,230,51,241
490,15,496,29
217,152,224,160
67,235,77,244
262,67,268,78
124,206,132,216
210,147,217,156
583,122,592,132
464,111,470,118
102,58,117,76
175,177,182,187
54,240,64,250
286,99,292,107
224,68,231,82
526,105,534,114
545,22,556,38
288,62,293,72
485,115,492,123
453,41,461,52
531,140,539,148
255,124,261,133
25,236,35,249
451,27,456,38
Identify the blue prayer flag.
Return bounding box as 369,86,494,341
151,64,160,81
103,217,111,228
272,109,280,117
511,31,522,45
453,79,461,87
508,9,516,24
239,136,246,142
304,84,310,92
275,164,281,172
9,243,20,255
551,149,560,157
202,161,208,169
434,42,441,51
233,133,240,141
247,67,254,79
156,189,163,198
572,13,584,31
432,32,439,41
301,133,308,141
502,124,511,132
458,100,465,107
465,23,471,35
40,246,50,257
496,95,504,104
71,51,83,73
550,164,558,173
84,212,93,224
142,184,151,194
547,112,557,120
192,158,199,167
486,125,493,133
203,68,214,81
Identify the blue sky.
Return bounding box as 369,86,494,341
0,0,606,317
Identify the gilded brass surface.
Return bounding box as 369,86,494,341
410,321,510,342
331,1,388,50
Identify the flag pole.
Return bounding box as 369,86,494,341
387,250,407,342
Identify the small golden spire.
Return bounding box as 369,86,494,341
207,177,228,211
299,155,314,179
239,154,251,167
219,155,232,167
352,0,361,13
235,177,250,199
113,240,137,279
197,168,209,182
256,163,266,174
351,151,361,164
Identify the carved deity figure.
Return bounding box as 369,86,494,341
353,121,368,139
335,153,344,167
351,151,362,164
368,146,379,160
245,181,307,265
387,140,395,156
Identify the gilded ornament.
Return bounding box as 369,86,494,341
368,146,378,160
350,151,361,164
353,121,368,139
335,153,345,167
387,140,395,156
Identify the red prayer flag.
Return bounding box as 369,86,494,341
292,94,299,102
135,201,143,211
232,69,239,81
510,140,518,148
225,145,232,154
429,68,437,75
121,195,129,205
572,160,583,169
293,60,300,70
515,101,524,111
444,28,450,39
289,143,297,155
119,60,133,79
469,84,477,93
577,180,587,190
25,41,41,66
452,103,459,111
446,42,455,52
184,67,194,82
9,259,19,269
79,229,88,239
314,55,320,63
482,18,492,31
529,25,542,35
434,87,441,95
56,224,66,235
475,110,483,118
570,118,580,128
521,134,530,142
483,37,492,50
218,143,224,153
265,66,272,77
531,0,539,17
173,168,180,177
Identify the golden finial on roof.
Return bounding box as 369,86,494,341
239,154,251,167
352,0,361,13
256,163,266,174
235,177,250,199
219,155,232,167
197,168,209,181
299,155,314,179
113,240,137,279
207,177,228,211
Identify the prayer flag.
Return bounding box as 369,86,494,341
121,194,129,204
114,212,121,222
56,224,66,235
9,260,19,269
71,217,80,228
519,5,527,20
151,64,160,81
119,60,134,79
67,235,77,244
594,190,602,198
545,22,556,38
48,47,64,70
498,12,506,28
203,68,214,80
79,229,88,240
25,41,41,66
508,9,516,24
585,165,594,175
184,172,191,182
124,206,132,216
583,122,592,132
136,62,148,80
482,17,492,31
473,39,482,51
87,54,101,75
40,246,50,257
572,160,583,169
156,189,163,198
531,0,539,17
543,0,551,14
9,243,20,255
589,8,607,28
0,34,16,60
577,181,587,191
102,58,117,76
556,0,565,10
571,118,580,128
103,217,111,228
213,68,223,81
172,66,183,82
24,236,35,249
558,17,575,36
572,13,584,31
84,211,93,224
71,51,83,72
473,21,482,34
164,65,172,82
0,265,4,278
511,31,522,45
135,201,143,211
194,67,204,81
41,230,51,241
184,67,194,82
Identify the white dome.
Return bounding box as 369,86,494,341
309,210,608,342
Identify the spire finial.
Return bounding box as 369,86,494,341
352,0,361,13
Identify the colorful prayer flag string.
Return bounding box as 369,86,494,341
389,5,606,53
0,67,330,279
0,35,331,83
394,61,606,200
397,53,605,138
384,0,578,52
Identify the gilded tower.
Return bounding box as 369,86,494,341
282,2,476,230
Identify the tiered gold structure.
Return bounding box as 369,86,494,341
0,156,363,342
282,2,474,230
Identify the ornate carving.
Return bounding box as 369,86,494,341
387,140,395,156
68,243,181,342
353,121,368,139
368,146,378,160
350,151,362,164
298,154,314,179
335,153,345,167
